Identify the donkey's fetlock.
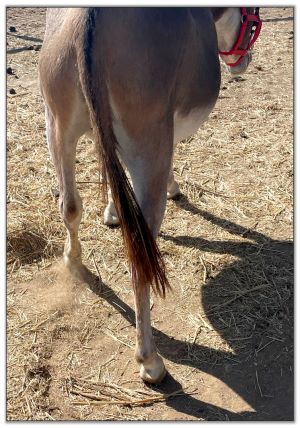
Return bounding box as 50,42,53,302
135,350,166,384
139,354,166,384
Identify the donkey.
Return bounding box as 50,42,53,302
39,7,261,383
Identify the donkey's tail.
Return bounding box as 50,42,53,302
76,8,170,297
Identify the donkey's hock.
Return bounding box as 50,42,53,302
104,169,181,226
39,7,261,383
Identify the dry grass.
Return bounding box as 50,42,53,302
7,7,293,421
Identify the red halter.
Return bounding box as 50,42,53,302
219,7,262,67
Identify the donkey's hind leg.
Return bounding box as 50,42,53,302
104,155,180,226
45,106,84,274
117,118,173,383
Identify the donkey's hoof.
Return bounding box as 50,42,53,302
103,207,120,226
64,255,85,279
167,181,180,200
139,356,167,384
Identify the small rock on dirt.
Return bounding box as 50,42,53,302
9,26,17,32
9,88,16,95
240,130,249,139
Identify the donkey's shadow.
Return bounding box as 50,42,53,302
83,194,293,420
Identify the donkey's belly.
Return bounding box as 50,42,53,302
173,104,214,144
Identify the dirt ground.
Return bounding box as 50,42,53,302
7,7,293,421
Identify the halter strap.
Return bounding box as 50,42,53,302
219,7,262,67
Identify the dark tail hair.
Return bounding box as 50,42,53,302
76,8,170,297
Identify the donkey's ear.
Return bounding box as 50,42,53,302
210,7,227,23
